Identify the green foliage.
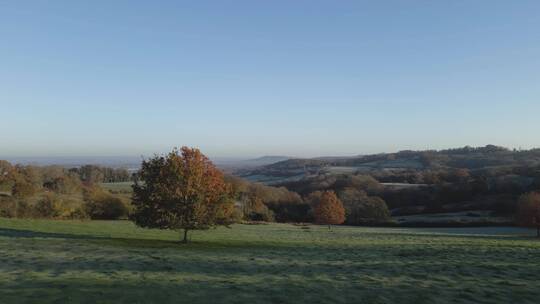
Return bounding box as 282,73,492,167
279,173,383,196
240,194,274,222
11,177,37,198
227,175,305,222
0,160,13,187
0,160,128,220
347,196,390,224
70,165,131,184
33,194,60,218
43,174,82,194
338,188,391,225
83,188,128,220
15,200,31,218
0,196,17,218
100,181,134,194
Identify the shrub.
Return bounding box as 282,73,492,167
33,194,60,218
230,207,244,223
345,196,391,225
516,192,540,228
239,194,275,222
83,188,128,220
11,179,36,198
0,196,17,218
266,201,312,223
43,175,82,194
16,200,31,218
0,199,32,218
247,209,274,222
58,207,89,220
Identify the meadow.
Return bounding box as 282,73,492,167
0,219,539,304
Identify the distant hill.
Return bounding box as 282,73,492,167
2,155,290,173
2,156,142,170
212,156,291,174
245,156,290,167
237,145,540,184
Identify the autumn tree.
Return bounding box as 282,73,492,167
130,147,235,243
11,166,39,198
312,190,345,228
0,160,13,192
0,160,13,183
516,192,540,237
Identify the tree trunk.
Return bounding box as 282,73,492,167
537,225,539,238
182,229,189,243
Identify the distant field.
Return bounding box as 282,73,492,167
394,211,514,226
0,219,539,303
100,181,134,193
241,174,305,185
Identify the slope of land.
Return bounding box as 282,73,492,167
238,145,540,184
0,219,539,304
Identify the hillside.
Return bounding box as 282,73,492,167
237,145,540,184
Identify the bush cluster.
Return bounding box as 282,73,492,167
83,188,129,220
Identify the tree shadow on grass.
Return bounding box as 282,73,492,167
0,227,181,249
0,227,105,240
2,227,539,286
0,227,303,251
0,226,536,251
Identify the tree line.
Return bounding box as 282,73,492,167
0,161,130,220
129,147,540,241
2,146,540,242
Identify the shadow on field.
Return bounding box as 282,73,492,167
0,227,194,249
0,227,102,240
0,226,536,254
0,227,301,250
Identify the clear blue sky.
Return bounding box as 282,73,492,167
1,1,539,158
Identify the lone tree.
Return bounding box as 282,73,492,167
312,191,345,229
516,192,540,237
130,147,235,243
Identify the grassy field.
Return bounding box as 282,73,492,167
394,211,513,226
0,219,539,304
100,181,134,193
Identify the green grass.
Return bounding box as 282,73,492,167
394,211,513,226
0,219,539,303
100,181,134,193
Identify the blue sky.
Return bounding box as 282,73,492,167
1,1,539,158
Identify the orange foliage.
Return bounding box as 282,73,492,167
313,191,345,225
131,147,235,242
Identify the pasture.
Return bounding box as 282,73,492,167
100,181,134,193
0,219,539,303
